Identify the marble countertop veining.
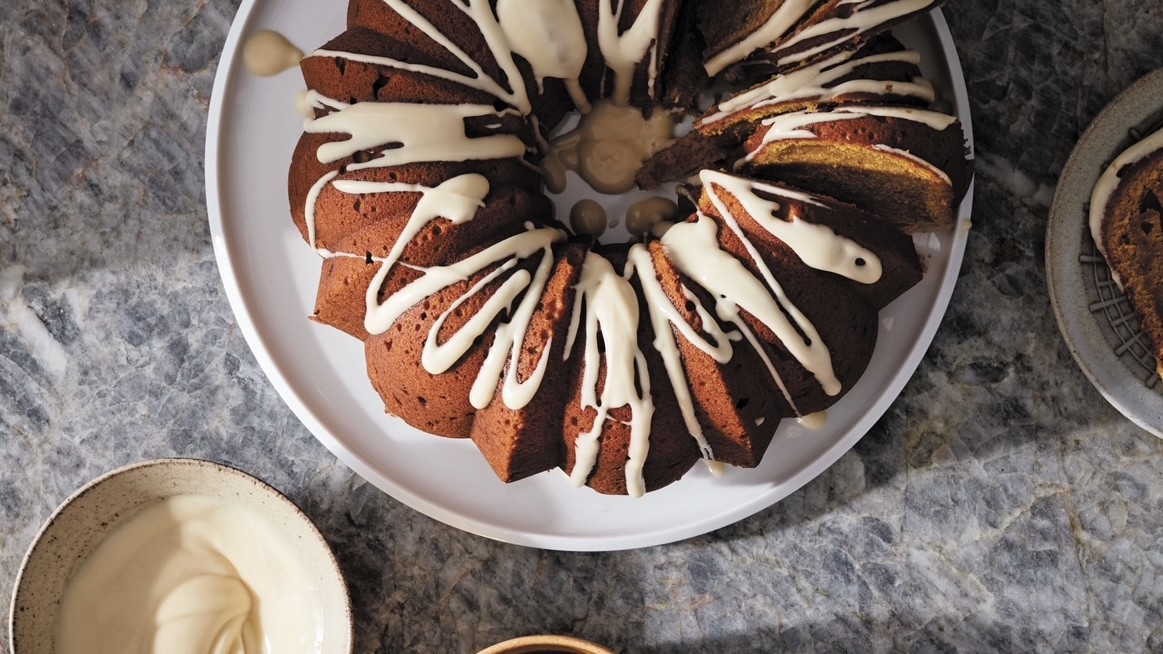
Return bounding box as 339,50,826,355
3,1,1163,652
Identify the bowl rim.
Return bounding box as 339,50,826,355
476,634,616,654
8,457,354,654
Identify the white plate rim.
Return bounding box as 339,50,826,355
205,3,974,551
1046,68,1163,437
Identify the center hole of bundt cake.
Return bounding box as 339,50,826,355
540,101,684,244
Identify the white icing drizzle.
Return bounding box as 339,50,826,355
322,170,551,367
871,143,952,185
496,0,592,112
699,170,882,284
700,49,934,127
669,258,800,413
704,0,814,77
326,172,563,412
776,0,939,68
565,251,654,497
540,152,569,193
550,101,673,194
294,90,318,119
403,0,532,113
304,170,339,249
1089,125,1163,260
303,94,527,168
551,99,679,190
597,0,666,105
627,244,734,469
365,225,564,348
661,215,842,409
465,233,559,411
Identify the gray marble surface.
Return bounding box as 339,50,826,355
3,1,1163,652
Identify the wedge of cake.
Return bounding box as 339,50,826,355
1089,126,1163,381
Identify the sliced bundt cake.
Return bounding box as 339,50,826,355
285,0,970,496
699,0,946,79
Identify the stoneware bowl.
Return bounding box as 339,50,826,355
477,635,616,654
8,458,352,653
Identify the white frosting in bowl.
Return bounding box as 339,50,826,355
10,459,351,654
57,495,324,654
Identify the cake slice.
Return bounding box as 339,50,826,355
696,170,923,310
741,105,973,232
699,0,827,78
364,227,567,439
558,247,704,497
618,171,923,471
468,241,589,483
1090,126,1163,381
663,179,882,419
637,35,933,188
699,0,945,79
697,35,933,137
765,0,947,73
634,240,790,469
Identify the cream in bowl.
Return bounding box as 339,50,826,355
10,458,352,654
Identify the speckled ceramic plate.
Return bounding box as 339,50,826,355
206,1,974,551
1046,68,1163,437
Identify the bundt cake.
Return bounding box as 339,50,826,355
1090,125,1163,382
285,0,972,496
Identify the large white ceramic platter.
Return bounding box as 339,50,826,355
1046,68,1163,437
206,1,974,551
